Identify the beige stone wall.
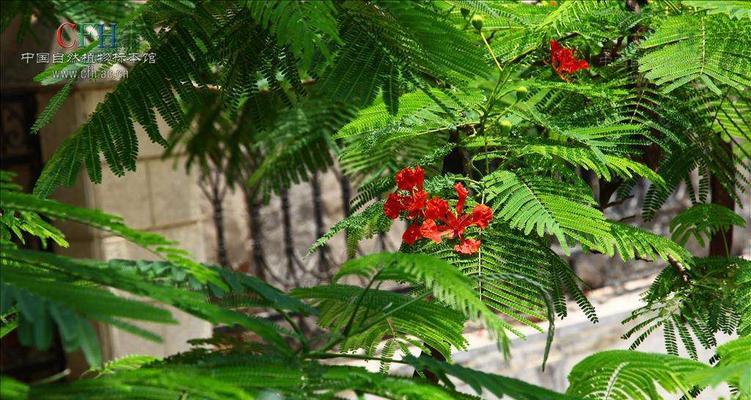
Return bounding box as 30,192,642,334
36,86,213,361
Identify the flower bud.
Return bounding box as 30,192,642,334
460,8,470,18
515,86,528,95
500,119,513,133
471,15,484,32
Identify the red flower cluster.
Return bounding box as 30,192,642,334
550,39,589,79
384,166,493,255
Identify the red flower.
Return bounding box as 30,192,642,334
384,166,428,220
383,167,493,254
402,223,422,245
441,183,479,238
420,219,451,243
396,166,425,191
550,40,589,79
425,197,449,220
384,191,427,220
471,204,493,229
384,193,403,219
454,238,481,255
405,190,428,220
445,213,473,240
454,183,469,214
418,184,494,254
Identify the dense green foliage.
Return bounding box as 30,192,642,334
1,0,750,399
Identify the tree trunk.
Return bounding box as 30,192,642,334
709,141,734,257
210,179,230,268
280,187,299,283
626,0,647,12
442,131,467,175
311,173,331,273
338,172,353,252
245,189,267,280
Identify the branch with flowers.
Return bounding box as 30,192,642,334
384,167,493,255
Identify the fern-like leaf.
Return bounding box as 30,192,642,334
308,201,392,258
30,79,75,134
483,169,613,254
737,259,751,336
511,142,665,186
250,99,356,200
0,185,221,286
682,1,751,20
669,203,746,247
336,252,517,351
245,0,340,69
293,284,467,360
639,14,751,93
405,354,577,400
685,336,751,396
610,222,693,266
567,350,708,399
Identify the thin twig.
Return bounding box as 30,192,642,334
667,256,690,283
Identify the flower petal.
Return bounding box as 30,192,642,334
425,197,449,221
414,166,425,191
454,238,481,255
396,166,425,191
420,219,451,243
471,204,493,229
550,39,561,54
551,39,589,77
384,193,402,219
454,183,469,214
402,223,422,245
405,190,428,219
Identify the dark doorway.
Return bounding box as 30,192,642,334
1,91,68,382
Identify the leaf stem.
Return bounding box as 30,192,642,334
306,352,411,365
481,32,503,73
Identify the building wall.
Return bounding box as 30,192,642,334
35,87,213,362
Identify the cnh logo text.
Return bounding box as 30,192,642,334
56,22,117,49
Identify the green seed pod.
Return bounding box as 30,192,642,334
471,15,484,32
515,86,528,95
500,119,513,133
